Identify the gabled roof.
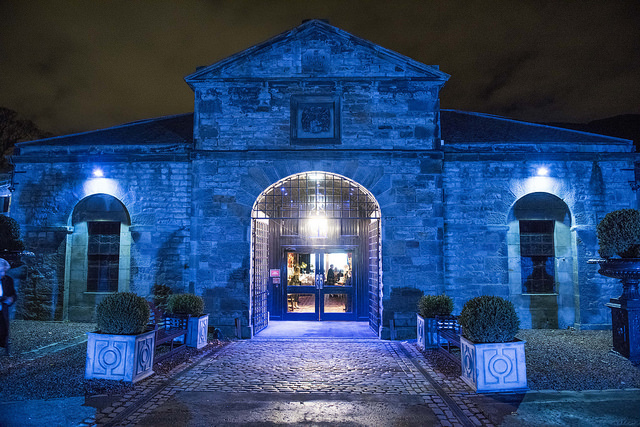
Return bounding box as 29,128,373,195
15,113,193,156
185,19,450,87
440,110,634,153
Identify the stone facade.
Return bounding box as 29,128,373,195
8,20,637,338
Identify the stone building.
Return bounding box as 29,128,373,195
9,20,636,338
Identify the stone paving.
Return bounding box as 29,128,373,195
82,339,494,426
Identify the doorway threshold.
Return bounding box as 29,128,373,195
253,321,378,339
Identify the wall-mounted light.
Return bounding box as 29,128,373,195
93,168,104,178
536,167,549,176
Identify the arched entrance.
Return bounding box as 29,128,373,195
250,172,381,335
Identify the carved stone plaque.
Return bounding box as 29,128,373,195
291,96,340,144
302,49,329,73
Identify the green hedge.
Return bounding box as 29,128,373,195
0,215,25,252
96,292,150,335
167,293,205,317
597,209,640,258
458,296,519,343
417,294,453,318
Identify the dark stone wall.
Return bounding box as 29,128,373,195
443,154,636,329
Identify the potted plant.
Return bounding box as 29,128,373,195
416,294,453,350
458,295,527,393
85,292,155,383
167,293,208,349
595,209,640,363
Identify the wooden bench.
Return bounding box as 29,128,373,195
148,301,190,363
436,315,462,364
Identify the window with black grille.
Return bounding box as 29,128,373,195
520,220,555,294
87,221,120,292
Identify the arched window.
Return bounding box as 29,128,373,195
512,192,570,294
66,194,131,321
72,194,130,292
508,192,575,329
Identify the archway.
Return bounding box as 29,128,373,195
64,193,131,321
250,172,381,335
507,192,576,328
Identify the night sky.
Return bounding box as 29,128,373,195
1,1,638,135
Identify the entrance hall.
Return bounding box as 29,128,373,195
250,172,381,336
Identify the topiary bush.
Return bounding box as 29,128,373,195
596,209,640,258
152,283,173,313
417,294,453,318
166,293,205,317
458,296,520,343
96,292,150,335
0,215,25,252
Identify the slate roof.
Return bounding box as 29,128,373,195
13,109,633,155
440,110,631,146
15,113,193,155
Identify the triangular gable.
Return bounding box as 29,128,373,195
185,20,449,87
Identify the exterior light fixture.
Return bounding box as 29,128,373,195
93,168,104,178
536,167,549,176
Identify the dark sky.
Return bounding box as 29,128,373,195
1,1,638,135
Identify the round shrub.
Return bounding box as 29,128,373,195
417,294,453,318
0,215,25,252
96,292,150,335
458,296,520,343
152,283,173,312
597,209,640,258
167,293,205,317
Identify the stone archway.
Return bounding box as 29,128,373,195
250,171,381,336
507,192,576,328
64,193,131,321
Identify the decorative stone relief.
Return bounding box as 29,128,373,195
85,330,156,383
290,95,340,144
302,49,329,73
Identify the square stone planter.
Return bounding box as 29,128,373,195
460,336,528,393
85,329,155,383
417,314,441,350
186,314,209,349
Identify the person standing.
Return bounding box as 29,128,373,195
0,258,16,356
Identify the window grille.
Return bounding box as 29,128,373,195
368,218,381,331
87,221,120,292
252,172,379,220
252,218,269,334
520,220,555,294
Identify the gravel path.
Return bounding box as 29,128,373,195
1,321,639,402
422,328,640,391
0,320,223,402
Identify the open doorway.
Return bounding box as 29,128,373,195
250,172,381,335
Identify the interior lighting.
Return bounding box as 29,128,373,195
308,211,328,239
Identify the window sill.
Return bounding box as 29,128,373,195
522,293,559,296
84,291,117,295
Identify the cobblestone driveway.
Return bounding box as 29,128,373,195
89,339,491,426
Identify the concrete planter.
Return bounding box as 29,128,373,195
416,314,441,350
186,314,209,349
460,336,527,393
85,329,155,383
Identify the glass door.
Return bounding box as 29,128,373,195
284,251,355,320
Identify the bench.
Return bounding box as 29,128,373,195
436,315,462,364
148,301,190,363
